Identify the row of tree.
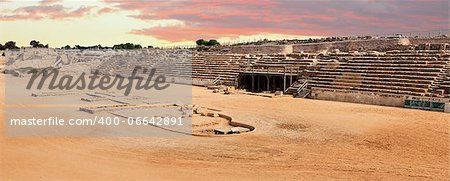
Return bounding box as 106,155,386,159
0,39,221,51
0,40,47,50
60,43,153,50
62,44,107,50
112,43,143,49
0,41,19,50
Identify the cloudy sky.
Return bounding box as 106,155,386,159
0,0,448,47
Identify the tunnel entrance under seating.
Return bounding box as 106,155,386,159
238,73,299,93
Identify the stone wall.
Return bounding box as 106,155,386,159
214,45,293,54
409,37,450,45
309,88,406,107
206,37,449,54
292,39,402,53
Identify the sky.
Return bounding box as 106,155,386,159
0,0,448,47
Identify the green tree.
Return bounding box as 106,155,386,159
196,39,220,46
206,39,220,46
29,40,47,48
196,39,208,46
124,43,133,49
30,40,39,47
4,41,19,49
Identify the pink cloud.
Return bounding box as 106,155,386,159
0,3,94,21
0,14,43,21
97,7,119,15
342,12,381,22
103,0,448,42
39,0,63,5
1,0,447,43
130,26,321,42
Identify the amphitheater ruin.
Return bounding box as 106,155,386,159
2,36,450,135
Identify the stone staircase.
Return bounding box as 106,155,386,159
286,79,310,98
428,63,450,97
308,50,450,97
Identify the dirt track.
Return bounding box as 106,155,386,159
0,72,449,180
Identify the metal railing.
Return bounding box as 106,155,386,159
296,80,309,94
212,75,222,85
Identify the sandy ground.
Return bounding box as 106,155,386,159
0,65,449,180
